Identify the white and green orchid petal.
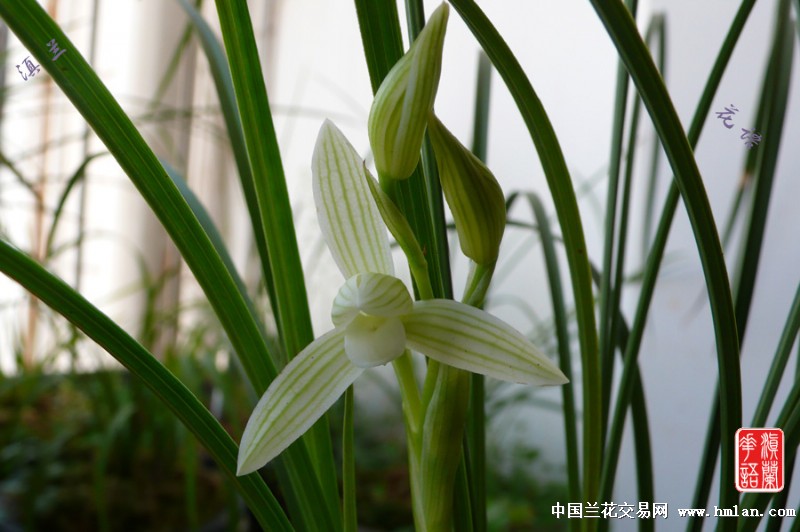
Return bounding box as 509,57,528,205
313,120,393,278
403,300,569,386
237,328,362,475
344,314,407,368
331,272,414,327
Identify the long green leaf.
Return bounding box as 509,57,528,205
595,16,665,520
588,1,742,520
210,0,312,364
175,0,278,328
571,0,757,525
734,6,795,520
0,240,291,531
732,0,793,344
449,0,602,510
598,0,638,440
0,0,275,396
640,14,666,260
752,282,800,427
689,0,788,522
0,2,337,529
594,277,654,532
211,0,340,526
525,192,581,524
465,51,493,532
44,153,106,260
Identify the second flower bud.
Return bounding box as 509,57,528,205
428,115,506,265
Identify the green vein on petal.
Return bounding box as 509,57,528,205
403,300,568,386
237,328,362,475
332,272,414,327
312,120,393,278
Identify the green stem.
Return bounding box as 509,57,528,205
467,54,492,524
393,351,424,431
342,387,357,532
416,262,495,530
420,365,471,531
599,0,638,440
526,193,581,515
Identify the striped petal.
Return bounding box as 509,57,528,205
313,120,393,278
403,300,568,386
331,272,413,327
237,328,362,475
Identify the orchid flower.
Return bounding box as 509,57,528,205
236,121,568,475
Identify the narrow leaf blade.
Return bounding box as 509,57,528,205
0,241,291,531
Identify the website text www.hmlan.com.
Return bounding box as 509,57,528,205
676,505,796,518
551,502,796,520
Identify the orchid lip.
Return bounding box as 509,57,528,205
344,313,407,368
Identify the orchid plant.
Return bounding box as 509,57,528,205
236,5,567,528
5,0,794,529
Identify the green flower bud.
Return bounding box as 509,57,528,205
428,115,506,265
368,2,449,180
